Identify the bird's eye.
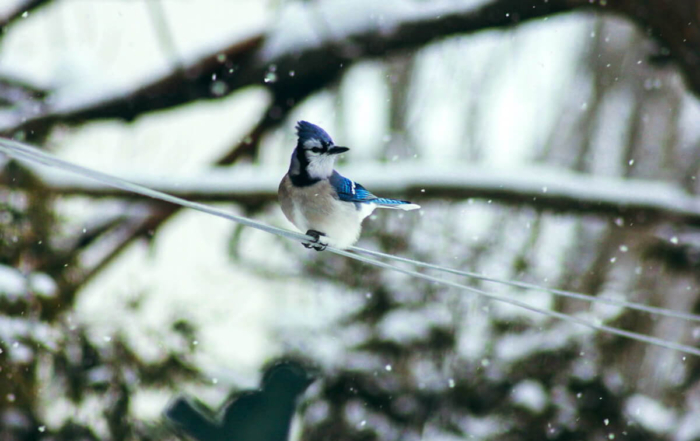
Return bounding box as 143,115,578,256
311,147,322,153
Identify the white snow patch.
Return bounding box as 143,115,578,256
591,290,626,321
456,306,490,359
589,87,635,177
261,0,490,62
457,415,505,438
130,388,172,422
86,366,114,386
495,321,593,362
511,380,548,414
258,2,320,61
571,355,598,381
340,62,389,162
285,324,367,372
529,215,577,286
8,342,33,363
624,394,677,435
28,272,57,298
490,287,554,323
42,395,109,438
410,358,447,392
378,306,451,343
676,408,700,441
0,0,267,90
0,264,25,300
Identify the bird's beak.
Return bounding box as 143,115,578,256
328,146,349,155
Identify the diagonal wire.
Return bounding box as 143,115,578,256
332,247,700,356
347,246,700,323
1,138,699,356
0,138,304,242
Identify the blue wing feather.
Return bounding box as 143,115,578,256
329,172,412,206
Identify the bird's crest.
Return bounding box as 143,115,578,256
296,121,333,146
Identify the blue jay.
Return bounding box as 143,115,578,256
279,121,420,251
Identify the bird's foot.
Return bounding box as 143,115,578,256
303,230,327,251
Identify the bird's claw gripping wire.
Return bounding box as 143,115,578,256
303,230,327,251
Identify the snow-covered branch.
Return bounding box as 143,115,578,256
0,0,53,30
2,0,697,136
0,76,47,108
25,164,700,225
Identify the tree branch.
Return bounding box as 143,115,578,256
0,0,53,30
22,164,700,226
217,100,292,165
2,0,698,136
4,0,697,298
51,203,175,311
0,76,47,107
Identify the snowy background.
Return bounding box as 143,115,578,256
1,0,700,440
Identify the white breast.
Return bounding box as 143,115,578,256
279,177,374,249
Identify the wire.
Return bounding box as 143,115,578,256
332,247,700,356
1,138,698,356
0,138,307,243
347,246,700,323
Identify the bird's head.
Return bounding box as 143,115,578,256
261,358,317,397
289,121,349,181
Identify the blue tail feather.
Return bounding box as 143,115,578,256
374,198,411,205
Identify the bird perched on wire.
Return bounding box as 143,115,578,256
279,121,420,251
165,359,316,441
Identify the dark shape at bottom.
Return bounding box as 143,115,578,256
165,358,317,441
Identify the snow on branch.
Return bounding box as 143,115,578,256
24,163,700,225
0,75,48,107
2,0,697,136
0,0,53,29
